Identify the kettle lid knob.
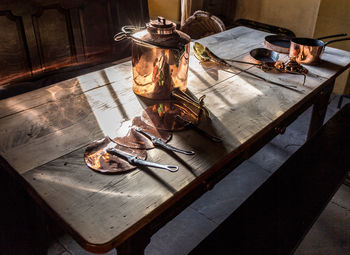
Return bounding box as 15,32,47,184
158,16,166,25
148,17,176,34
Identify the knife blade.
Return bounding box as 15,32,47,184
175,115,222,143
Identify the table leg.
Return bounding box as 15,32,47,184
116,230,151,255
307,80,334,139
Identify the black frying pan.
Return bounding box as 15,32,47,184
250,48,279,65
265,35,292,54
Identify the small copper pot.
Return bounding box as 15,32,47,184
289,34,350,65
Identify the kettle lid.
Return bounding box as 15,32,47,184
131,17,190,50
147,17,176,35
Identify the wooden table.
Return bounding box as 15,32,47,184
1,26,350,254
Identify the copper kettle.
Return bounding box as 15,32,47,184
114,17,191,99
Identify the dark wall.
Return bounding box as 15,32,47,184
202,0,236,26
0,0,149,86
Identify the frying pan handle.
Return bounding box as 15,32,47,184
323,37,350,46
317,33,347,40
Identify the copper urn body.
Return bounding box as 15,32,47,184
131,18,190,99
123,18,191,99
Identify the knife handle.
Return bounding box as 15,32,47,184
107,148,178,172
131,157,179,172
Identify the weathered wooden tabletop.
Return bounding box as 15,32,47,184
1,26,350,253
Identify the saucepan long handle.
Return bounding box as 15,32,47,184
323,37,350,46
317,33,347,40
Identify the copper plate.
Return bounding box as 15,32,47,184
84,137,147,173
113,116,172,149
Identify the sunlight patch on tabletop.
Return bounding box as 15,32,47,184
77,77,125,138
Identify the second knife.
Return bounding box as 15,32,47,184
135,127,195,155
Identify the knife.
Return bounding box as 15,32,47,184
105,138,179,172
135,127,195,155
175,115,222,143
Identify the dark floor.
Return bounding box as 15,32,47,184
1,94,350,255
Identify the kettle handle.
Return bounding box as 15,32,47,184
122,26,144,33
114,26,145,42
114,26,184,52
114,32,128,42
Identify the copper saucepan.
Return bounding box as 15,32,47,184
289,33,350,65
